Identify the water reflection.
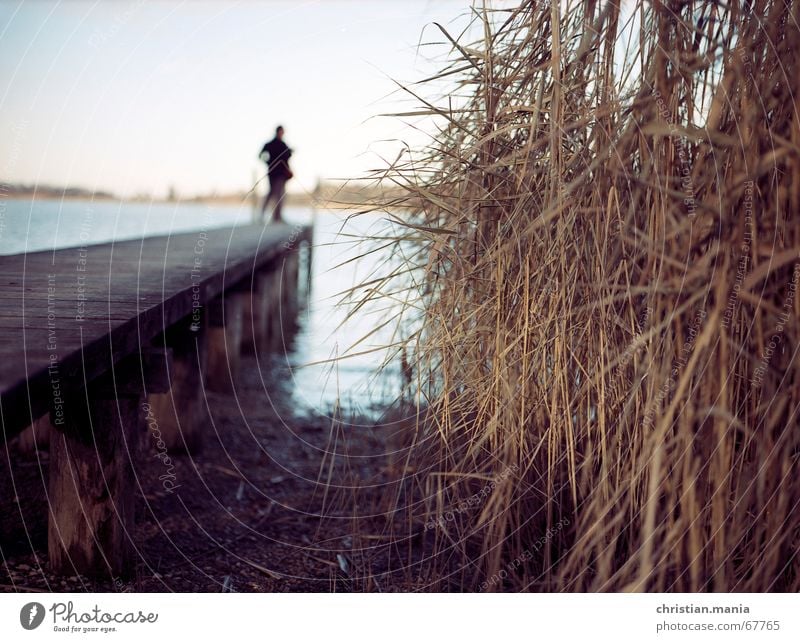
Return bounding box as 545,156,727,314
0,198,402,417
280,208,402,418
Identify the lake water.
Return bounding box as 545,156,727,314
0,198,402,417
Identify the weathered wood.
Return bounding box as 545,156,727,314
146,318,207,453
280,250,301,337
298,238,313,300
0,223,312,440
241,272,271,354
48,385,140,578
91,348,173,397
205,293,244,393
16,414,52,453
0,222,312,578
265,270,284,352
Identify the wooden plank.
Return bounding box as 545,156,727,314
0,223,311,439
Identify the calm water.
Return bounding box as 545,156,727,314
0,198,401,416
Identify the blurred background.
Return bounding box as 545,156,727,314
0,0,472,413
0,0,468,200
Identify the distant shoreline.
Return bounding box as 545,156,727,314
1,191,311,207
1,183,393,209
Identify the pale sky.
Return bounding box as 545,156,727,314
0,0,470,199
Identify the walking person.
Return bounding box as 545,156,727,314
259,125,293,223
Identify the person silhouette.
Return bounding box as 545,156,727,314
259,125,293,223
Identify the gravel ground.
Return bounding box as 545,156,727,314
0,352,425,593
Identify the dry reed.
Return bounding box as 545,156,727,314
350,0,800,591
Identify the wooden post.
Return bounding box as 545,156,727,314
205,291,244,393
280,250,300,335
298,238,313,301
242,272,271,355
265,270,283,353
48,393,139,578
146,318,207,453
47,350,170,578
16,414,52,453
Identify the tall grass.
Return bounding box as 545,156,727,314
356,0,800,591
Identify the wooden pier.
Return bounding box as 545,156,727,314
0,222,311,578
